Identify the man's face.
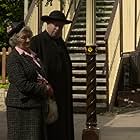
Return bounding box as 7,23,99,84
47,20,65,38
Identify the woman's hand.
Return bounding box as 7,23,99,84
46,84,54,97
37,78,47,85
37,79,54,97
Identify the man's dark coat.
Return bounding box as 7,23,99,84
30,31,74,140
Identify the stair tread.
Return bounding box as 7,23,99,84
72,63,87,67
67,40,86,44
73,94,107,100
72,86,107,90
97,86,107,91
97,47,106,51
71,57,86,61
96,34,105,37
97,16,111,19
96,78,106,82
72,70,86,74
73,102,107,109
96,0,115,1
96,5,114,8
71,28,86,32
96,62,105,67
96,54,106,60
70,54,106,61
72,77,106,83
74,22,86,26
96,28,107,32
96,11,112,14
96,22,109,25
69,34,86,38
72,77,86,82
96,39,106,43
70,53,106,57
72,69,106,75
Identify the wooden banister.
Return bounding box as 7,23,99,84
104,0,120,41
24,0,37,25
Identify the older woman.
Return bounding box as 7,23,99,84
6,22,53,140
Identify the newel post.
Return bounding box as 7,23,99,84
82,0,100,139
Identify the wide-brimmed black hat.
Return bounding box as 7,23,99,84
41,10,72,24
7,21,25,37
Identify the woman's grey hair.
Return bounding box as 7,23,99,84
9,26,33,48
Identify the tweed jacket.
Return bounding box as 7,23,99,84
6,48,48,108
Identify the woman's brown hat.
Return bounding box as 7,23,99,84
41,10,72,24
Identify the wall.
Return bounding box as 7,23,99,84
122,0,135,52
136,0,140,47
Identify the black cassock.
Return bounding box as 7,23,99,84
30,31,74,140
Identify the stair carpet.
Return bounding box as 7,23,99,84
66,0,115,113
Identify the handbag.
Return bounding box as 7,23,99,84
46,97,58,124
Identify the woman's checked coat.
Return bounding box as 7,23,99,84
6,49,48,140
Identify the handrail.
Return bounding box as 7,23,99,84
102,0,120,75
65,0,74,18
137,10,140,24
103,0,121,105
104,0,120,41
65,0,82,42
24,0,37,25
65,0,80,21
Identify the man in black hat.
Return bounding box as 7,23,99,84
30,10,74,140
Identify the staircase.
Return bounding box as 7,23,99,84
66,0,115,113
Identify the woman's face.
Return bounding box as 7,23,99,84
17,31,32,49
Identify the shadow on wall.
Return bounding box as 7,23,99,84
115,37,140,92
117,52,139,91
113,37,140,108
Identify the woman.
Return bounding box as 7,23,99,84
6,22,53,140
